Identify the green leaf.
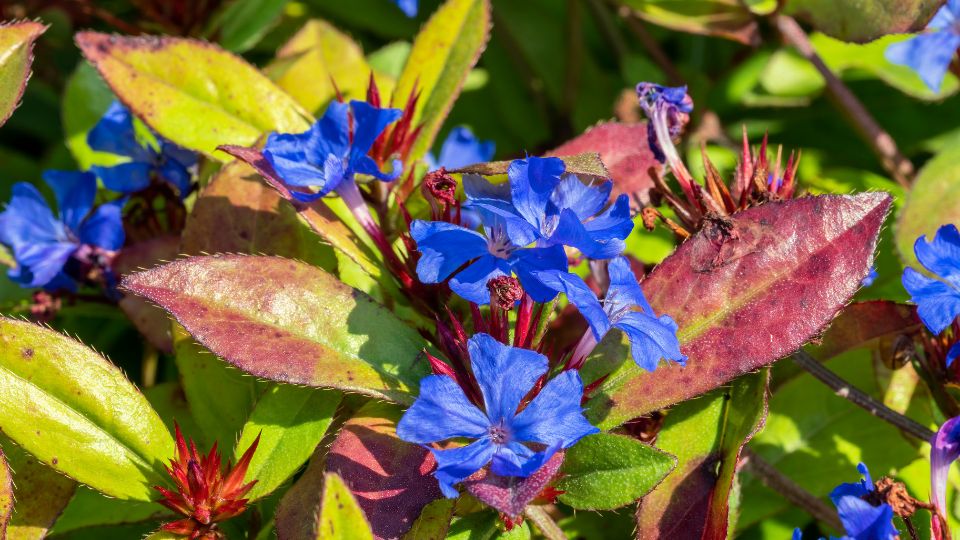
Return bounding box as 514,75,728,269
318,473,374,540
556,433,676,510
636,370,769,538
445,511,530,539
0,21,46,127
6,440,77,540
206,0,289,53
75,32,310,160
264,19,383,115
50,486,164,537
0,447,12,536
401,499,455,540
615,0,758,45
393,0,491,164
124,255,430,403
897,140,960,268
785,0,942,43
61,62,118,170
0,318,174,500
237,385,341,501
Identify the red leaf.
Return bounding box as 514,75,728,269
325,402,442,540
548,122,662,207
463,451,565,519
814,300,921,361
587,193,892,428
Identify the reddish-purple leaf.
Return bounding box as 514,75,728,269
113,235,180,353
813,300,921,361
325,402,442,540
548,122,662,207
0,21,47,128
636,370,769,539
587,193,892,429
122,255,429,403
275,447,326,540
463,452,564,519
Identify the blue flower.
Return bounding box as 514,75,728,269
0,171,125,290
886,0,960,93
87,101,197,196
536,256,685,371
466,156,634,259
427,126,495,171
902,224,960,335
827,463,898,540
861,267,878,287
397,333,598,498
263,100,402,203
393,0,417,17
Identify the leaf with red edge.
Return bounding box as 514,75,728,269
636,369,769,539
463,451,564,519
325,401,442,540
122,255,429,403
586,193,892,429
548,122,662,207
113,235,181,354
0,21,46,128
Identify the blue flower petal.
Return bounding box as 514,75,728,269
466,202,539,247
393,0,418,17
490,440,561,478
410,220,489,283
430,438,496,498
263,131,326,189
158,158,193,196
86,101,150,160
511,370,598,447
606,256,651,314
833,496,897,540
435,126,495,170
582,194,634,242
929,1,960,30
534,269,610,340
79,198,126,251
42,170,96,233
160,140,198,169
7,242,78,288
448,255,511,305
91,162,153,194
915,224,960,289
304,101,351,164
352,154,401,183
468,333,548,424
550,176,610,221
349,100,402,157
511,244,568,302
508,157,564,232
0,183,66,250
614,311,686,371
902,267,960,334
397,374,490,444
463,174,511,202
885,30,960,93
948,341,960,368
549,208,626,259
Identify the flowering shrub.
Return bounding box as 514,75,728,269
0,1,958,539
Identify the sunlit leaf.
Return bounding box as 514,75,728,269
0,21,46,127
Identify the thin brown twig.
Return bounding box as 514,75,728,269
775,15,914,188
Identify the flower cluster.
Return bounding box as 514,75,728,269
903,224,960,367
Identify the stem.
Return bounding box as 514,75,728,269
775,15,914,188
524,506,568,540
741,448,844,533
792,351,935,441
142,344,159,388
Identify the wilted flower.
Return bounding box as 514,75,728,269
397,333,598,498
0,170,124,290
902,224,960,367
536,256,685,371
88,101,197,197
154,425,260,540
931,417,960,538
427,126,495,171
886,1,960,92
636,83,692,165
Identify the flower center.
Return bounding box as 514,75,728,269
487,226,517,259
488,420,510,445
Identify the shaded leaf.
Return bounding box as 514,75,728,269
325,401,442,540
897,140,960,267
400,499,455,540
276,447,326,540
265,19,382,114
0,21,46,127
587,193,891,429
51,486,165,537
615,0,759,45
445,511,529,539
392,0,492,164
113,235,181,354
6,440,79,540
555,433,676,511
636,369,769,539
548,122,662,207
0,318,174,500
813,301,921,362
237,385,341,501
0,446,12,536
785,0,944,43
317,473,375,540
123,255,429,402
464,452,564,519
75,32,310,159
451,152,609,180
206,0,288,53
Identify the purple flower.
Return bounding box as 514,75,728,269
902,225,960,368
396,333,598,498
535,256,685,371
263,100,402,203
88,101,196,196
427,126,495,171
636,83,693,164
827,463,898,540
0,171,124,290
931,417,960,534
886,1,960,93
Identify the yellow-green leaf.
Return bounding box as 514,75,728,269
0,21,46,127
317,473,374,540
0,318,174,500
5,441,77,540
392,0,491,164
75,32,310,160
